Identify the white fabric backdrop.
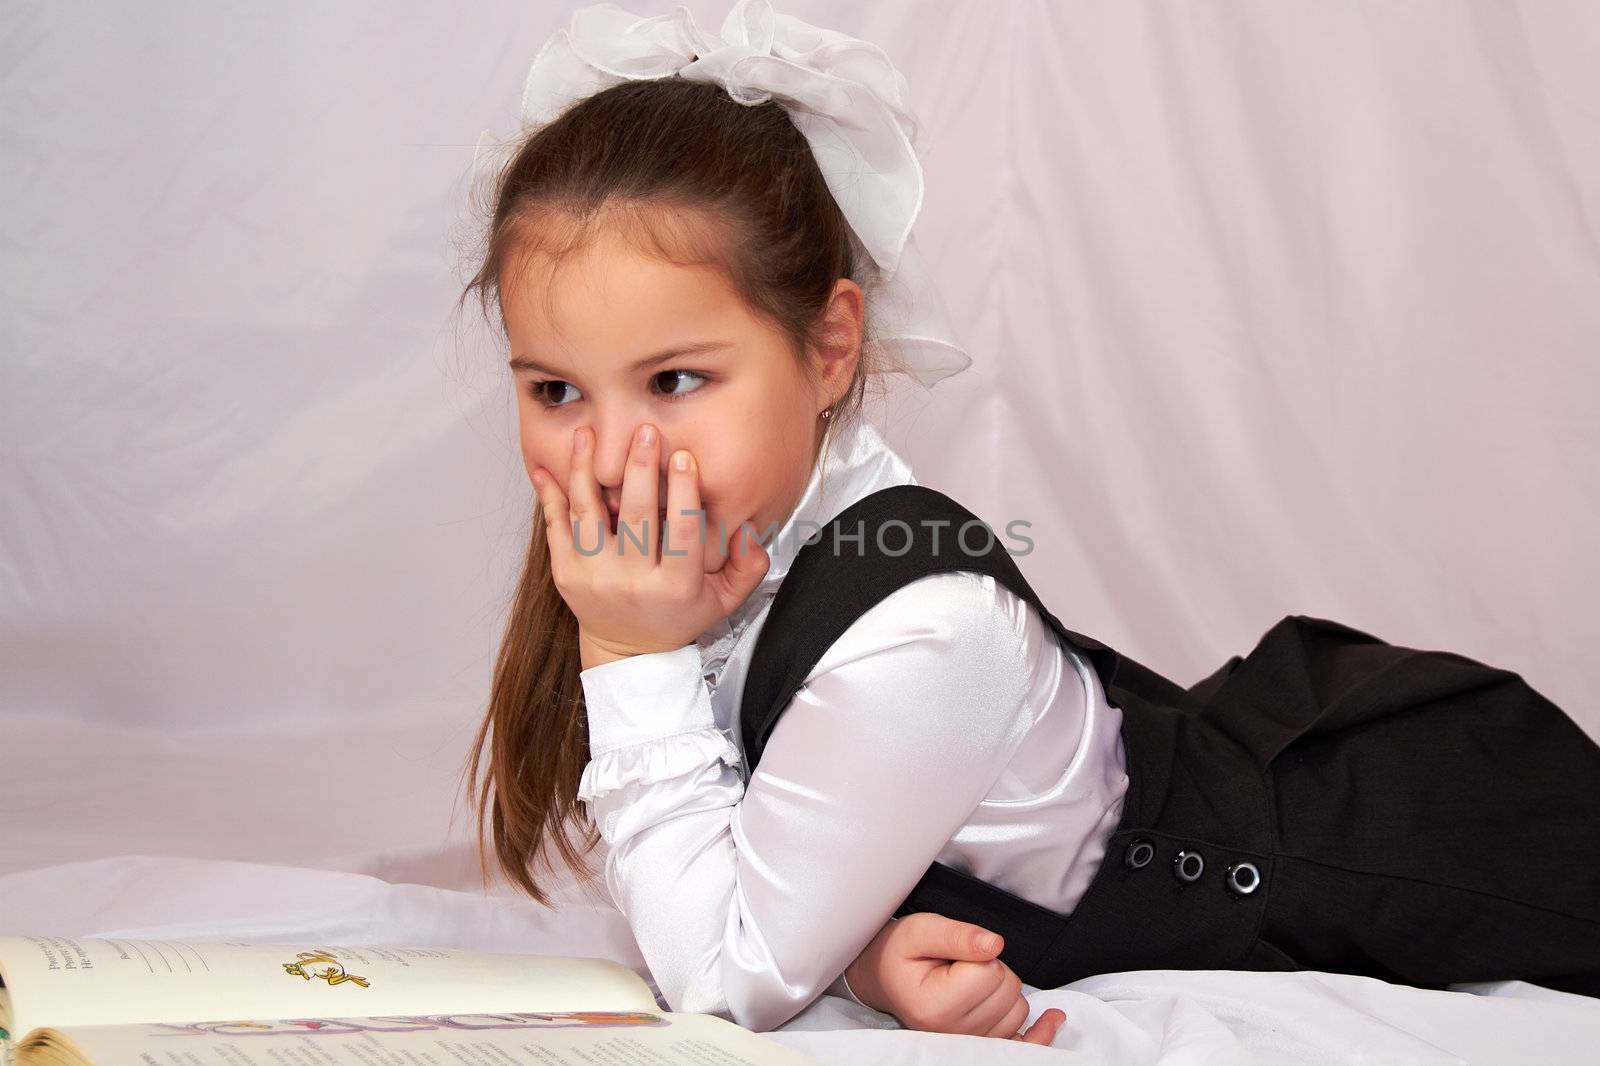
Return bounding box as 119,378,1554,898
3,4,1599,1060
4,1,1596,750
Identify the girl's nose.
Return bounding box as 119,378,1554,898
585,421,664,492
585,424,627,491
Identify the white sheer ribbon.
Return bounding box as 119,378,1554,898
471,0,972,389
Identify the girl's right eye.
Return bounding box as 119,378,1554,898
525,379,580,409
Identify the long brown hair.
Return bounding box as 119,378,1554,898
455,75,895,905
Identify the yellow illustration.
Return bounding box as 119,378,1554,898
281,949,371,988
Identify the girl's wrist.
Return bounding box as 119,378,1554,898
578,631,692,672
838,967,873,1009
579,638,631,672
842,957,885,1012
843,919,898,1015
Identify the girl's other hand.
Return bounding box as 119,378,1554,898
531,424,770,669
843,913,1066,1044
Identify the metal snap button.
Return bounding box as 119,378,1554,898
1123,838,1155,870
1173,850,1204,883
1226,861,1261,896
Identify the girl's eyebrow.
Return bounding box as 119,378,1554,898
508,340,733,376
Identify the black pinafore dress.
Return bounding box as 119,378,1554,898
737,484,1600,999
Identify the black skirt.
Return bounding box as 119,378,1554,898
739,485,1600,998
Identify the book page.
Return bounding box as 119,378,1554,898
0,937,655,1048
20,1011,821,1066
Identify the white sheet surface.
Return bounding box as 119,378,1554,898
5,720,1600,1066
4,849,1599,1065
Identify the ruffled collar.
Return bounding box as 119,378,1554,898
693,416,918,684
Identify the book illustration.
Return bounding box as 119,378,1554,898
148,1011,671,1037
280,950,370,988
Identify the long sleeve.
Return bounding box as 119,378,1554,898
575,570,1040,1032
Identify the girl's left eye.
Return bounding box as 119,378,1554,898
650,368,708,400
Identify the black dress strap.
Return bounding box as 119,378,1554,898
734,484,1239,980
741,484,1070,773
739,483,1196,761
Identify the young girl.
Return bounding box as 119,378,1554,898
460,0,1600,1040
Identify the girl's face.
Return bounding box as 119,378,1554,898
502,225,853,573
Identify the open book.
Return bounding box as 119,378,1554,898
0,935,822,1066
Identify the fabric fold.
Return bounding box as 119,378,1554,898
577,727,744,803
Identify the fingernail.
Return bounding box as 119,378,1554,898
673,450,689,471
574,429,588,453
637,424,656,446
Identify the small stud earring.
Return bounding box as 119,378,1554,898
820,395,836,421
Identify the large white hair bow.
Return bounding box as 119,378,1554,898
472,0,972,389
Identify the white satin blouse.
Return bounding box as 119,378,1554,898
575,415,1130,1033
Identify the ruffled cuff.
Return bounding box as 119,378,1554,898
576,726,743,803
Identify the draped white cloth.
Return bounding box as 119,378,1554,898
5,0,1600,1062
575,415,1128,1030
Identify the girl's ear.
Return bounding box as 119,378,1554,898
811,278,865,404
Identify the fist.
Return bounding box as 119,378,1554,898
844,913,1065,1044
